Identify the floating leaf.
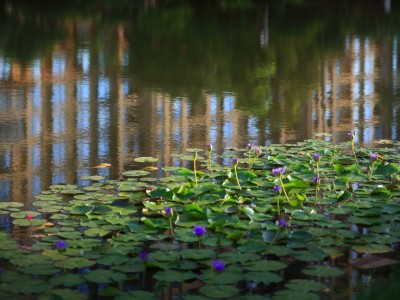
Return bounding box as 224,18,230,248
153,270,196,282
352,244,392,254
200,285,239,299
134,156,159,163
121,170,150,177
302,265,343,277
84,269,126,283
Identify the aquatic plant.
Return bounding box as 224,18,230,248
212,260,225,273
164,207,175,239
207,143,213,172
368,152,379,180
247,145,262,171
0,139,400,299
272,167,290,204
273,185,282,217
233,157,242,190
348,131,359,165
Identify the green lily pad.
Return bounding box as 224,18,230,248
153,270,196,282
80,175,106,181
273,290,319,300
285,279,326,291
352,244,392,254
45,289,86,300
50,274,86,287
121,170,150,177
243,260,287,272
115,291,159,300
55,257,96,269
181,249,214,260
84,269,126,283
243,271,282,284
200,285,239,299
302,265,343,277
134,156,159,163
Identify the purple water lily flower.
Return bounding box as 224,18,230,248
139,251,149,261
370,153,378,161
212,260,225,273
255,147,262,156
233,157,239,166
273,185,281,194
313,177,321,183
207,143,213,152
165,207,173,216
193,225,207,236
55,240,69,252
278,219,287,229
313,153,320,161
272,167,285,176
347,132,354,137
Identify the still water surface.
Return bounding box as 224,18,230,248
0,0,399,204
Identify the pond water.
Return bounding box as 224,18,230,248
0,1,399,214
1,1,400,298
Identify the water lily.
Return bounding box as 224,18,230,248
55,240,69,252
207,143,213,152
370,153,378,161
272,167,290,205
313,153,320,161
139,251,149,261
193,225,207,236
348,131,358,165
165,207,173,216
232,157,242,190
272,167,285,176
369,153,379,180
278,219,287,229
273,185,281,194
26,215,33,220
212,260,225,273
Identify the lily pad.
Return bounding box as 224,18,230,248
84,269,126,283
134,157,159,163
200,285,239,299
302,265,343,277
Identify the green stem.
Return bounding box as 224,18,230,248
234,165,242,190
315,184,319,205
169,217,174,239
368,161,376,181
142,265,146,287
194,152,198,186
276,195,280,217
279,175,290,204
351,140,359,165
208,153,212,173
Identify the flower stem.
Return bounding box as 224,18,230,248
279,175,290,204
368,161,376,181
351,139,359,165
276,195,280,217
168,217,174,239
234,165,242,190
193,151,198,186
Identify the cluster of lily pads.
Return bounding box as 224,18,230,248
1,138,400,299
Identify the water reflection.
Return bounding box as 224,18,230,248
0,0,399,205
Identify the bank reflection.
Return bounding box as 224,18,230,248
0,18,399,205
